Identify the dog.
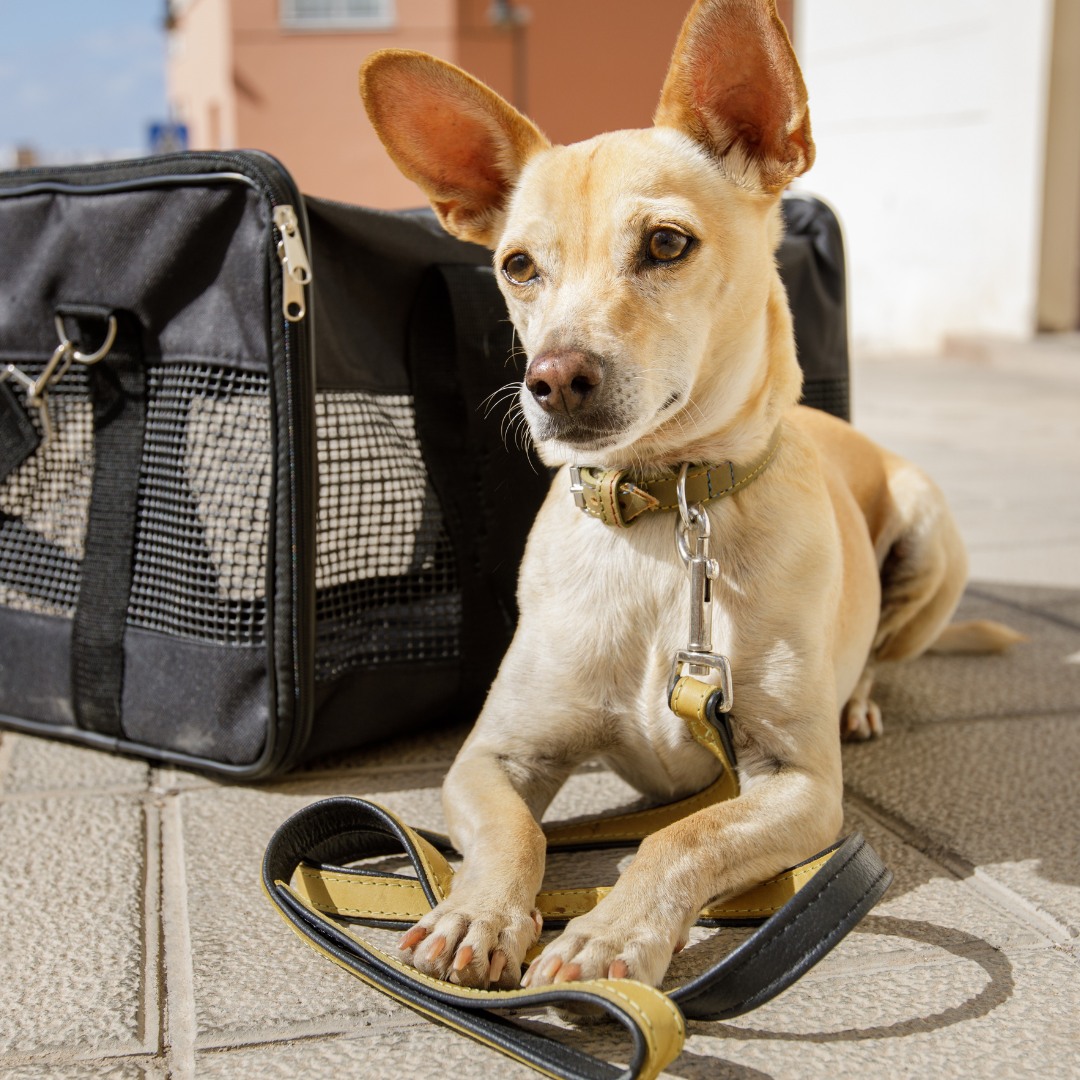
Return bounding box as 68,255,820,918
358,0,1020,993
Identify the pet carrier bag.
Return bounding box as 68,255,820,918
0,151,848,777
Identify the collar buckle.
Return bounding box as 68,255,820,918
568,465,588,512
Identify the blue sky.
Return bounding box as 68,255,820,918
0,0,168,159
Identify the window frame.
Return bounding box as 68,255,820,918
280,0,396,32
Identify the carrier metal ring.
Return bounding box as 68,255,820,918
54,313,118,365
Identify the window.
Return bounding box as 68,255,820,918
281,0,395,30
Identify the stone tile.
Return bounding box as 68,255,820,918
679,947,1080,1079
195,1023,538,1080
870,590,1080,728
842,715,1080,935
0,796,148,1056
193,948,1080,1080
967,581,1080,629
177,772,448,1046
0,732,150,795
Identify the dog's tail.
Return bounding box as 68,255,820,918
929,619,1027,655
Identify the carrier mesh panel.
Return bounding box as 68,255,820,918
0,363,460,680
312,392,460,682
800,375,850,422
128,365,272,644
0,363,91,616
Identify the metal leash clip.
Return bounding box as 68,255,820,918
0,314,117,446
668,462,734,711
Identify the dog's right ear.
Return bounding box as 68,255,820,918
360,50,549,247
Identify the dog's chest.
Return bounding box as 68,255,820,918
522,503,738,797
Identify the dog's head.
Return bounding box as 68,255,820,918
361,0,812,467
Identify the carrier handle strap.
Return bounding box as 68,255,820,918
263,797,891,1080
68,306,146,736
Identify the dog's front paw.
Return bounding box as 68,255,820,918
520,910,678,989
399,895,542,989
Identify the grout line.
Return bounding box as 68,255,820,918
965,585,1080,632
160,794,198,1080
0,733,14,797
193,1013,431,1055
0,784,159,803
845,789,1076,945
874,704,1080,737
139,799,163,1059
0,1050,162,1071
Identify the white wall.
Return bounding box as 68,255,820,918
796,0,1054,353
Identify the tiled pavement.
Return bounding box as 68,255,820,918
1,343,1078,1079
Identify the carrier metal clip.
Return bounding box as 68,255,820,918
0,314,117,446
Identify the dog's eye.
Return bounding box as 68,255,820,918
503,252,538,284
646,228,692,263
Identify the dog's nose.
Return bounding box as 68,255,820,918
525,350,603,415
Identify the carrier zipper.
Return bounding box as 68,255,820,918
273,205,313,322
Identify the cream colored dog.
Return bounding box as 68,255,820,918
360,0,1018,993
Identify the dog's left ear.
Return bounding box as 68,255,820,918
654,0,814,192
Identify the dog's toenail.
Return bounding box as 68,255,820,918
400,926,427,951
453,945,474,971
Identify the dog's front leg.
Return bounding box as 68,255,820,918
401,727,572,989
522,756,843,989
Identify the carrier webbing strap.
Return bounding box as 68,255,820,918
70,310,146,736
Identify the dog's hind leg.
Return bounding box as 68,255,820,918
842,460,967,741
874,479,968,660
842,458,1024,741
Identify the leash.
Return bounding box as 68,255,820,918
262,436,892,1079
262,755,891,1080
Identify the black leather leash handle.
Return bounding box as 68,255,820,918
263,797,683,1080
263,797,892,1080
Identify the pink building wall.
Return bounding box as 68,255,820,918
168,1,792,207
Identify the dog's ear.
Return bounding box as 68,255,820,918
653,0,813,192
360,50,549,246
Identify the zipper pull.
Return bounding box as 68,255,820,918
273,204,312,323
